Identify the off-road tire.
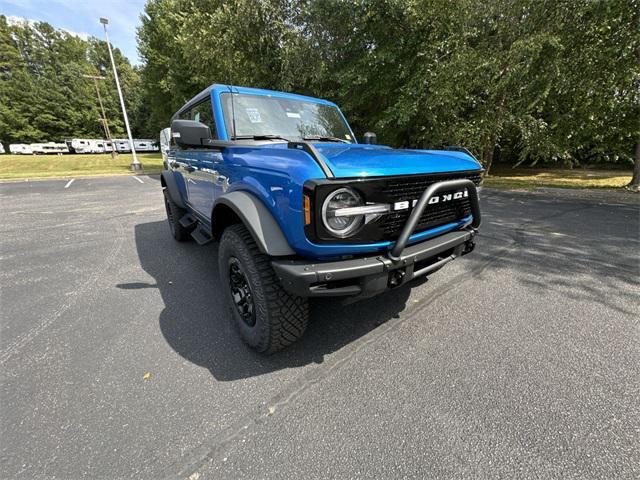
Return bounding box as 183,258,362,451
163,189,190,241
219,224,309,353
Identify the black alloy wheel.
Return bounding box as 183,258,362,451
228,257,256,326
218,224,309,353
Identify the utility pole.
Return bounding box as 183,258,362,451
100,17,141,171
82,74,117,159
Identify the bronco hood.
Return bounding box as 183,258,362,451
313,144,482,178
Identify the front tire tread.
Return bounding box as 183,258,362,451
220,224,308,353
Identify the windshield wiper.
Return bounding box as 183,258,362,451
302,135,350,144
232,134,291,142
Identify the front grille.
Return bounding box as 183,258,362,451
380,173,482,239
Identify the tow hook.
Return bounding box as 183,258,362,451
388,269,406,288
462,239,475,256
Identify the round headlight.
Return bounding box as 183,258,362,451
322,187,364,238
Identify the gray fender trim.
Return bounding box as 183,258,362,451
161,170,186,209
214,191,295,257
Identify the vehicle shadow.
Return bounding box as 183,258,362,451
125,220,412,381
474,190,640,316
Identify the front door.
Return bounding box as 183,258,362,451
183,150,221,217
177,96,221,218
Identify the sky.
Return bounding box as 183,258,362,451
0,0,146,64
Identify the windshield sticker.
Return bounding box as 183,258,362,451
286,112,301,119
245,108,262,123
345,134,352,140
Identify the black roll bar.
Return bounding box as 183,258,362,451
388,179,481,261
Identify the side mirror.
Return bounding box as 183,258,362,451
363,132,377,145
171,119,211,148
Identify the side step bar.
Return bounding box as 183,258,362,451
178,212,212,245
191,226,213,245
179,213,197,230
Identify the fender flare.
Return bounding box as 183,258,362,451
213,191,295,257
161,170,186,209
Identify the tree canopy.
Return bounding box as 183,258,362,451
1,1,638,180
136,0,639,174
0,15,145,144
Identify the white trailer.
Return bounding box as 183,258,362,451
66,138,86,153
9,144,33,155
111,139,160,153
113,139,131,152
94,141,106,153
133,139,159,152
160,128,171,164
31,142,69,154
66,138,108,154
103,140,116,153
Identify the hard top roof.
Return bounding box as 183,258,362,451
172,84,337,120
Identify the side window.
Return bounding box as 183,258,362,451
190,99,216,138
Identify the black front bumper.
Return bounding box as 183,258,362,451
272,228,476,298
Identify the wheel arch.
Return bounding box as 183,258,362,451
212,191,295,257
161,170,186,209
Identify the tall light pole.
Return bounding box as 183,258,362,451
100,17,141,171
82,74,117,159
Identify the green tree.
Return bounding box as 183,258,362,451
0,15,150,147
4,0,638,184
138,0,298,134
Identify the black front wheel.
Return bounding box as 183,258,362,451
219,224,309,353
228,256,256,326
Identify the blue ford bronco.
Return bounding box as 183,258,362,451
162,84,482,353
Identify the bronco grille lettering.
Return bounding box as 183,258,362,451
393,190,468,211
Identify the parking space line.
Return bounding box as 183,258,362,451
64,179,75,189
133,176,144,184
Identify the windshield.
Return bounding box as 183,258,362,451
221,93,354,142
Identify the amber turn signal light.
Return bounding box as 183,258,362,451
303,195,311,225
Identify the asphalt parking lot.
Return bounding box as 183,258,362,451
1,175,638,479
